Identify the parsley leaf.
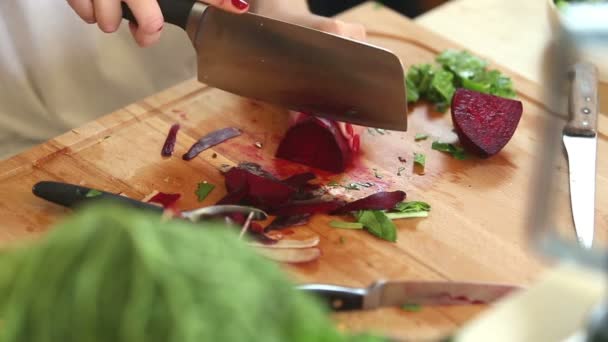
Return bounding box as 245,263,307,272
437,50,487,80
195,182,215,202
356,210,397,242
406,64,454,112
329,221,364,230
387,201,431,220
405,50,517,111
395,201,431,213
414,153,426,168
85,189,103,198
415,133,429,141
432,141,467,160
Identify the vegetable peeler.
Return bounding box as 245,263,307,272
31,181,268,230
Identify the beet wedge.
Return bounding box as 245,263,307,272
451,88,523,158
276,113,355,173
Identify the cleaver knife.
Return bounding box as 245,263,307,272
298,280,520,311
121,0,407,131
562,62,599,249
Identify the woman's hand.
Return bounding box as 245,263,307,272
66,0,250,47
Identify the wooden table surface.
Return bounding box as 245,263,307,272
1,2,607,341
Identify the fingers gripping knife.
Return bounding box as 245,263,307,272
121,0,408,131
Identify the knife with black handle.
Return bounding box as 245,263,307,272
119,0,408,131
32,181,164,214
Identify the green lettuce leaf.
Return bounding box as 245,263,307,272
355,210,397,242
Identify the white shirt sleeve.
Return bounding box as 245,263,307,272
0,0,197,158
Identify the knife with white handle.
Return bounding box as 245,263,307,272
562,62,599,249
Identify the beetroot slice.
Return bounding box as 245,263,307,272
451,88,523,158
276,113,354,173
147,192,181,210
332,191,406,214
271,200,345,217
183,127,241,161
220,167,295,209
161,123,180,157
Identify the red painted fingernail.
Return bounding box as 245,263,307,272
345,123,354,137
231,0,249,10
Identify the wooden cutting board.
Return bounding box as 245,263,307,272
1,3,607,340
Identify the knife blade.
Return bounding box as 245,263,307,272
562,62,599,249
121,0,407,131
297,280,520,311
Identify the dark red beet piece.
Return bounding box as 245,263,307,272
451,88,523,158
216,185,249,205
282,172,316,188
147,192,181,210
161,123,180,157
332,191,406,214
238,162,280,181
221,167,295,208
276,113,354,173
265,215,312,231
271,200,345,217
183,127,241,161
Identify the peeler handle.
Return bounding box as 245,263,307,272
32,181,164,214
121,0,196,30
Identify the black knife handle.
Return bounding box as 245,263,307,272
296,284,366,311
32,181,164,214
121,0,196,30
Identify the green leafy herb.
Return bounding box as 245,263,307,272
357,182,375,188
372,169,383,179
405,76,419,102
195,182,215,202
356,210,397,242
329,221,364,230
406,50,517,111
436,50,487,80
344,183,361,191
401,304,422,312
327,181,340,187
427,69,455,112
414,153,426,168
387,201,431,220
406,64,455,112
432,141,467,160
386,211,429,220
395,201,431,213
415,133,429,141
367,127,377,136
85,189,103,198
